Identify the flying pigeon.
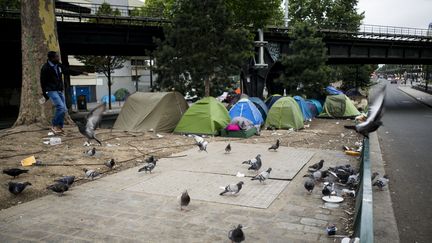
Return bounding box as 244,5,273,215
373,175,389,190
138,161,157,173
3,168,29,178
228,224,245,243
251,168,272,183
220,181,244,196
322,182,333,198
8,182,31,195
55,176,75,186
180,190,190,211
84,147,96,156
242,154,262,171
308,160,324,172
268,139,280,151
352,85,386,138
225,143,231,153
105,159,115,169
145,156,158,163
83,168,100,180
47,182,69,196
303,175,315,193
77,103,106,145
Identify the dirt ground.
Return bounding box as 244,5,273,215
0,118,362,210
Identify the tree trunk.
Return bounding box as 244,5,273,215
204,78,210,97
14,0,60,127
108,69,112,110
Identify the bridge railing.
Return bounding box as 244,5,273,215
353,137,374,243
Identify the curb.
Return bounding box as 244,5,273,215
369,132,400,243
397,87,432,109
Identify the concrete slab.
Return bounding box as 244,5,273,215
163,141,315,180
124,170,289,209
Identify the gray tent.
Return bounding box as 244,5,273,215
114,92,188,133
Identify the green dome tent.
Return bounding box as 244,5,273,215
318,94,361,118
174,97,230,135
265,97,304,130
113,92,188,133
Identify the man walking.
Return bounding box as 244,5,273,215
40,51,87,134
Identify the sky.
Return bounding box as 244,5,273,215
357,0,432,29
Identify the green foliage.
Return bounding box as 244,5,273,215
96,2,121,16
152,0,253,97
0,0,20,10
324,0,364,31
226,0,284,28
278,23,330,98
74,56,127,80
130,0,174,18
114,88,130,101
336,64,377,90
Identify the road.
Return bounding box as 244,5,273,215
376,79,432,243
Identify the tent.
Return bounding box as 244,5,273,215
345,88,363,97
326,86,344,95
307,99,323,114
174,97,230,135
265,94,283,109
101,95,116,103
113,92,188,133
318,94,361,118
229,98,264,125
305,101,318,117
265,97,304,130
249,97,268,121
294,96,313,121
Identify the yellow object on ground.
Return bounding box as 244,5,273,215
21,156,36,167
345,150,361,156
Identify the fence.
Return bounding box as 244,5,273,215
353,137,374,243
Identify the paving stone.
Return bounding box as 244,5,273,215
300,217,329,227
314,213,333,221
0,233,39,243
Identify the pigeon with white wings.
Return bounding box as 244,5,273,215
77,104,106,145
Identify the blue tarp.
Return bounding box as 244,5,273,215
101,95,116,104
326,86,344,95
265,94,282,109
229,98,264,125
307,99,323,114
294,96,313,121
249,97,268,121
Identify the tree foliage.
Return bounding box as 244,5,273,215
337,64,377,90
0,0,20,10
278,22,330,98
130,0,174,18
226,0,284,28
152,0,253,97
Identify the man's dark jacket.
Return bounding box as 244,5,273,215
40,61,82,99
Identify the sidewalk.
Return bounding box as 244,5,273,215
0,142,359,242
398,86,432,108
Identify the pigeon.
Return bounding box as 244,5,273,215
220,181,244,196
308,160,324,172
268,139,280,151
322,182,333,198
145,156,158,163
3,168,29,178
193,135,204,145
84,147,96,156
225,143,231,153
242,154,262,171
83,168,100,180
47,182,69,196
373,175,389,190
77,103,106,145
355,85,386,138
105,159,115,169
54,176,75,186
138,161,157,173
303,175,315,193
312,170,323,181
197,141,208,152
228,224,245,243
251,168,272,183
371,172,380,182
8,182,31,195
346,174,359,188
180,190,190,210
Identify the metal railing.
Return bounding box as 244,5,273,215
353,137,374,243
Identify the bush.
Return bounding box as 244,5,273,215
114,88,130,101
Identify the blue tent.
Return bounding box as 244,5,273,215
101,95,116,104
305,100,318,117
249,97,268,120
229,98,264,125
265,94,282,109
326,86,344,95
307,99,323,114
294,96,313,121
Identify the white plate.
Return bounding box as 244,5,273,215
322,195,344,203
